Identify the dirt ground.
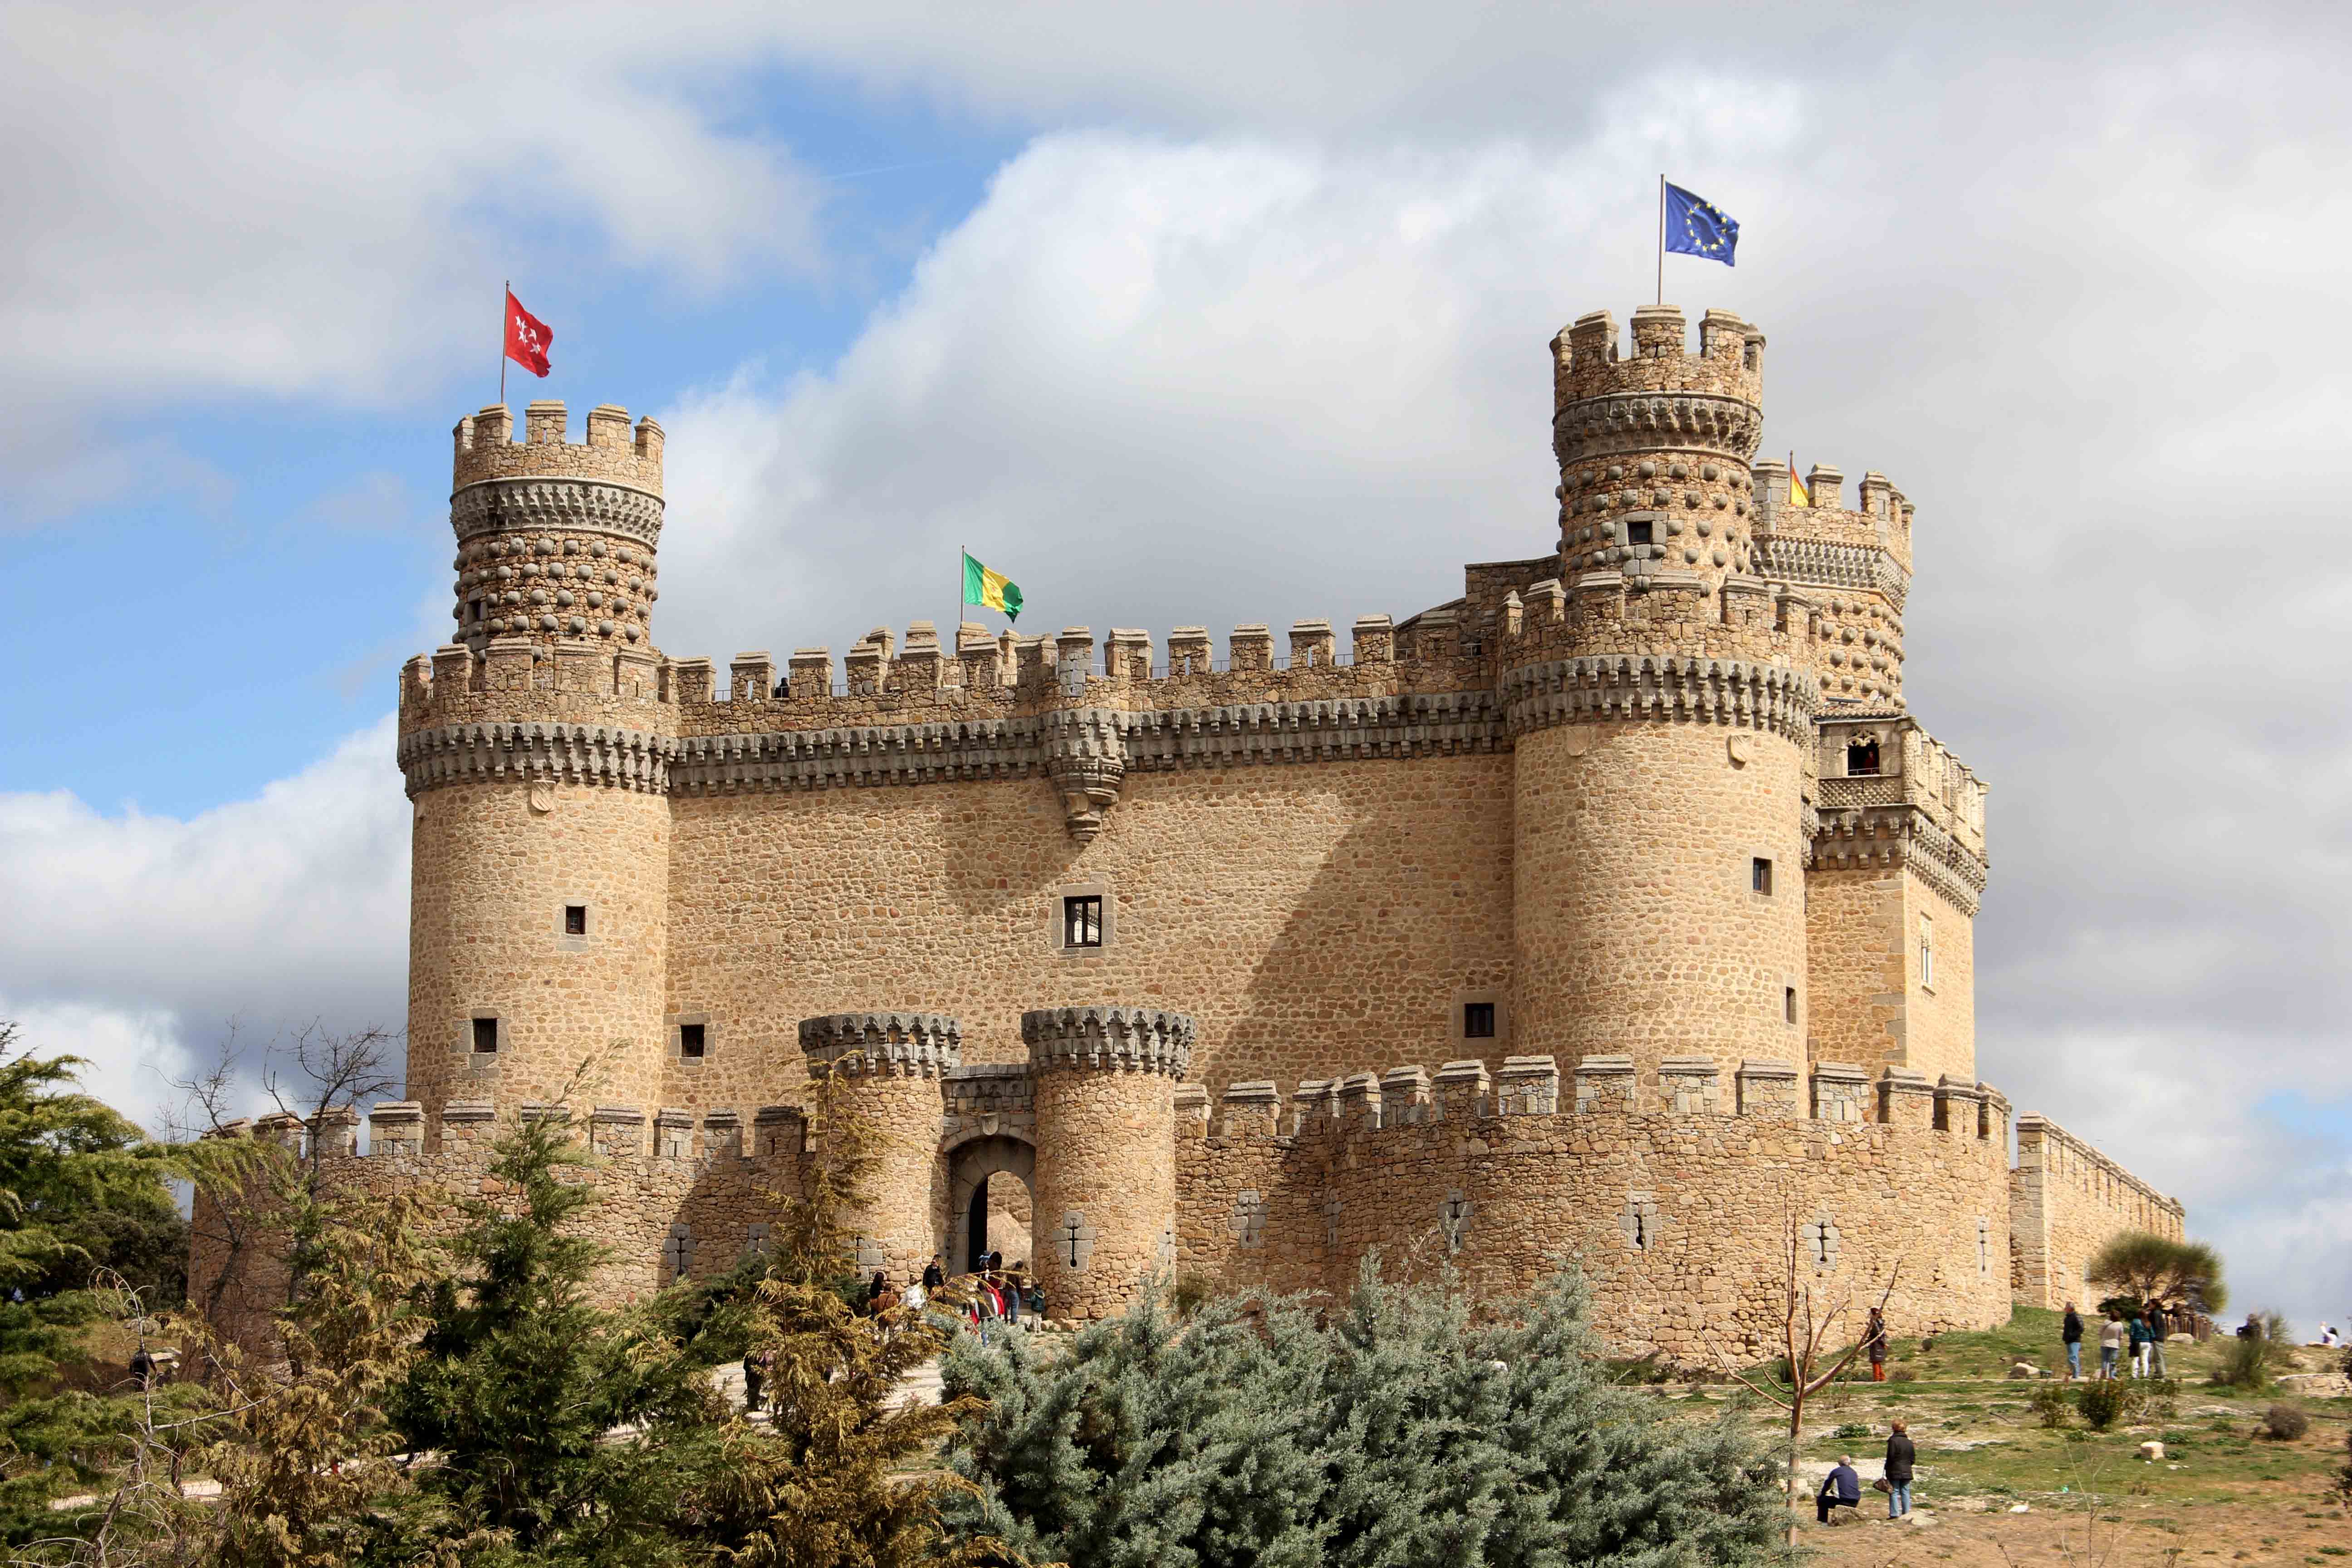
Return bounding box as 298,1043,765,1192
1651,1309,2351,1566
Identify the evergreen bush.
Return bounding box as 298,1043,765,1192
2076,1378,2128,1431
939,1261,1793,1567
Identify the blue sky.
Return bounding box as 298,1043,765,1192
4,2,2350,1331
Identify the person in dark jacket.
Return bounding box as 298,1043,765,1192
2061,1302,2084,1380
1817,1456,1862,1524
1884,1421,1916,1518
741,1349,766,1416
1864,1308,1890,1382
922,1256,945,1290
2145,1303,2170,1377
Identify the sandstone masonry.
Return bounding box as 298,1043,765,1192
190,304,2185,1357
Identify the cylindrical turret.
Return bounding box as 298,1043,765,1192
1025,1006,1194,1321
798,1013,959,1283
403,402,675,1123
1510,308,1815,1091
447,400,665,655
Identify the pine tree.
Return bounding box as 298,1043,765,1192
0,1025,194,1548
388,1108,723,1564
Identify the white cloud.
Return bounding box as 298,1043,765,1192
0,3,826,405
643,107,2352,1324
0,715,410,1126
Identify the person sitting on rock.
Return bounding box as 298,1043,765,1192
1817,1456,1862,1524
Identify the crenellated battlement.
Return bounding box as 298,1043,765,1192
1177,1054,2010,1146
453,401,665,495
1550,306,1765,478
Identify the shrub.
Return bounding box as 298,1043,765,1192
2127,1376,2181,1423
1167,1270,1215,1319
940,1262,1793,1568
1888,1367,1917,1383
2259,1403,2309,1441
1833,1422,1873,1440
2078,1379,2129,1431
2030,1382,2072,1429
2214,1312,2294,1390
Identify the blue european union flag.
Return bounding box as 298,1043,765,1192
1664,182,1739,266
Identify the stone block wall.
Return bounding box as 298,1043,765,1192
1176,1054,2016,1362
188,1100,807,1362
2009,1113,2187,1309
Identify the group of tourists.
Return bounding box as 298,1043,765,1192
1814,1421,1915,1526
2058,1299,2177,1380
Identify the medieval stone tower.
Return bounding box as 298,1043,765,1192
181,304,2186,1358
403,399,673,1114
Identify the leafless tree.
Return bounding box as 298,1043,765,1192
1704,1198,1902,1546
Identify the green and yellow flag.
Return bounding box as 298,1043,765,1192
962,551,1022,622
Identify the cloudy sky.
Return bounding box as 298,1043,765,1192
4,3,2347,1328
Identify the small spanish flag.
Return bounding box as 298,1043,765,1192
962,551,1023,623
1788,452,1810,507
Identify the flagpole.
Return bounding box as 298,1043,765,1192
499,279,508,407
1656,176,1665,306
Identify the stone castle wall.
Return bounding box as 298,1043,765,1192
2009,1113,2188,1309
1176,1055,2014,1359
188,1101,806,1360
226,305,2193,1367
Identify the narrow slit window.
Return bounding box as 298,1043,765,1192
1063,895,1103,949
1463,1002,1496,1039
564,904,587,936
679,1022,706,1059
1919,918,1935,990
1751,858,1773,895
471,1017,498,1054
1784,987,1798,1024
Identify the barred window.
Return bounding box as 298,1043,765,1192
1063,895,1103,949
1462,1002,1496,1039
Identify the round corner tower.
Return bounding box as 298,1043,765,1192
1505,305,1816,1090
1024,1007,1193,1320
799,1013,960,1281
399,400,676,1124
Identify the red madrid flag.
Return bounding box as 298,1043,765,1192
504,289,553,378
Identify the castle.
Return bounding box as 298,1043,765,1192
193,304,2184,1359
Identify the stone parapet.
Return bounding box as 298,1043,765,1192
1022,1006,1195,1078
398,719,673,797
1502,654,1816,744
797,1013,962,1079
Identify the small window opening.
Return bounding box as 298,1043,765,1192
564,904,587,936
1847,738,1881,775
470,600,483,622
471,1017,498,1054
1063,895,1103,949
1751,857,1773,895
1625,519,1654,546
1920,919,1935,990
1784,987,1798,1024
1462,1002,1496,1039
1632,1210,1647,1249
679,1022,706,1059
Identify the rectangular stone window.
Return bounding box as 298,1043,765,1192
1462,1001,1496,1039
1751,857,1773,895
564,904,588,936
1063,895,1103,949
471,1016,499,1054
1625,519,1654,546
679,1022,706,1059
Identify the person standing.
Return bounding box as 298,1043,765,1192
2146,1303,2169,1377
922,1255,945,1291
2127,1310,2152,1377
2099,1311,2126,1379
742,1348,766,1417
2061,1302,2084,1380
1883,1421,1916,1520
1864,1308,1890,1382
